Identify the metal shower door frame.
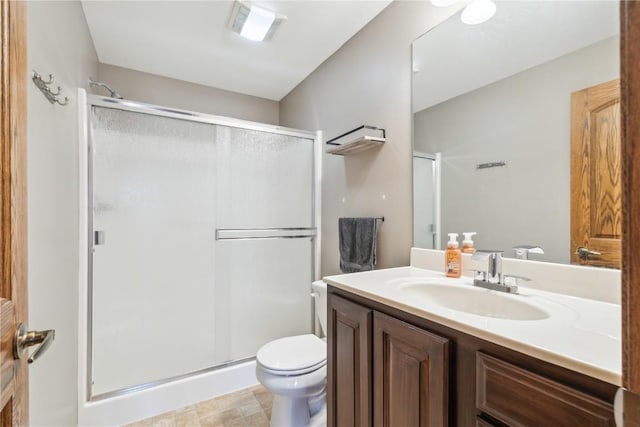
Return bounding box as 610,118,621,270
412,151,442,250
79,92,322,402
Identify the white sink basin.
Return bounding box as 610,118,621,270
397,281,549,321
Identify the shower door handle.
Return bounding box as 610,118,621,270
94,230,105,245
215,228,317,240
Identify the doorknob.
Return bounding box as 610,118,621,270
576,246,602,260
614,387,640,426
13,323,55,364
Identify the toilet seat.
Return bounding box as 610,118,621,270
257,334,326,376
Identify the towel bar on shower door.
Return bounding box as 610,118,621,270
215,228,317,240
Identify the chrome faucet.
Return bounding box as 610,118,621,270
513,245,544,260
471,250,525,294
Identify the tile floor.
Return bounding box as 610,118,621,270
123,385,273,427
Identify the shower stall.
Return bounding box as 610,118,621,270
78,91,320,425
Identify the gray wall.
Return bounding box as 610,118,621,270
98,63,280,125
27,1,99,425
279,1,462,275
414,36,619,264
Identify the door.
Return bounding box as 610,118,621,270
570,79,621,268
213,125,316,361
327,294,372,427
89,107,219,396
373,312,449,427
413,154,440,249
1,0,28,425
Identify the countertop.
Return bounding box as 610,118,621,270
324,266,621,386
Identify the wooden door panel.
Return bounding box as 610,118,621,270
373,311,449,427
327,294,372,427
591,100,622,240
0,0,28,425
1,299,14,413
386,338,426,426
571,79,621,268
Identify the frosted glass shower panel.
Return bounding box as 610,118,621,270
213,125,316,363
214,238,313,362
413,156,436,249
215,126,314,228
90,107,217,395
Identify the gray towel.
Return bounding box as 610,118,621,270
339,217,378,273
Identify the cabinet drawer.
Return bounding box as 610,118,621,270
476,417,497,427
476,352,614,426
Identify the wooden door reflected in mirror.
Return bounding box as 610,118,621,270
571,79,622,269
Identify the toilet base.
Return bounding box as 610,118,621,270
309,400,326,427
270,395,310,427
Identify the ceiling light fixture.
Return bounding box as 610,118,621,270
460,0,497,25
430,0,497,25
229,1,286,42
430,0,458,6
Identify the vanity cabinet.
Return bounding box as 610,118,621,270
328,294,450,427
327,287,617,427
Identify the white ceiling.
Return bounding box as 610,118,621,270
412,1,620,112
81,1,392,101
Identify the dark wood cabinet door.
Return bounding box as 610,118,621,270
373,311,450,427
327,294,372,427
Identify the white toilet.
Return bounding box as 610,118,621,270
256,280,328,427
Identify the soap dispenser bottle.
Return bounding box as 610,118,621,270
462,232,477,254
445,233,462,278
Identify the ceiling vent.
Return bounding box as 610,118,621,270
229,1,287,42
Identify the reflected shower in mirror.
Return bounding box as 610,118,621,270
412,1,620,265
413,153,441,250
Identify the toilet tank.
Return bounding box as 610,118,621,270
311,280,327,335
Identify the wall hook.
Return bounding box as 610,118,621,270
32,70,68,106
39,73,54,85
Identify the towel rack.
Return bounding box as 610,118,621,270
326,125,386,155
341,216,385,223
32,71,68,106
341,216,384,221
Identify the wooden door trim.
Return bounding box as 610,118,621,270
0,0,28,424
622,0,640,392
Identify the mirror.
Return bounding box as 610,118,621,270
412,1,620,265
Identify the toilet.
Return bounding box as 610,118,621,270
256,280,328,427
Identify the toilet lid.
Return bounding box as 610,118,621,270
257,334,326,373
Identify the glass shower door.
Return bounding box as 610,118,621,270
90,107,218,396
413,154,440,249
213,126,316,363
89,106,317,397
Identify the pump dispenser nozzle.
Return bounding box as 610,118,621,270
462,232,476,254
462,232,476,244
447,233,459,248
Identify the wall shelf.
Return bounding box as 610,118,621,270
326,125,386,155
